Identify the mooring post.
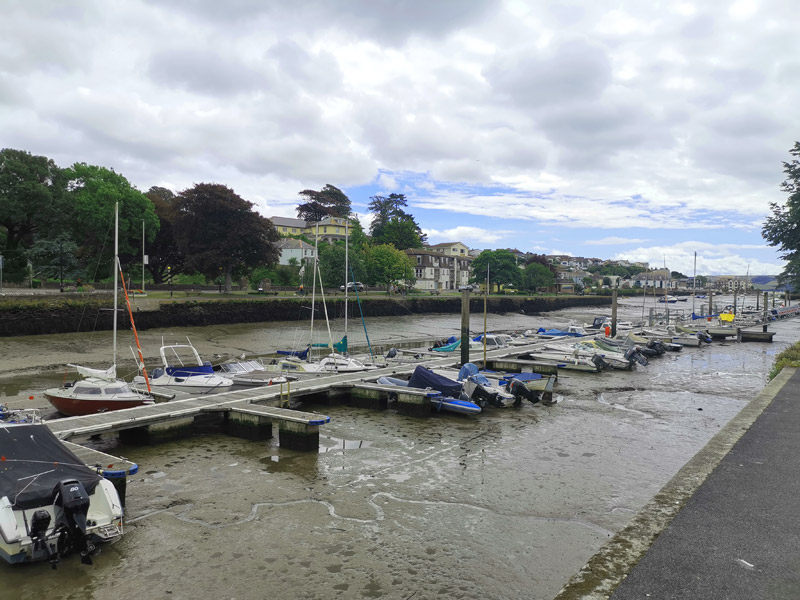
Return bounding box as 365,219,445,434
460,288,470,367
611,285,618,337
763,291,769,332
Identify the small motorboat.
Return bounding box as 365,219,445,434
376,369,482,415
0,422,125,566
133,339,234,394
216,359,294,386
45,365,154,416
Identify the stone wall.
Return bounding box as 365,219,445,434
0,295,611,337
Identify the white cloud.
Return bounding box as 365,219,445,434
1,0,797,277
586,236,649,245
424,226,512,244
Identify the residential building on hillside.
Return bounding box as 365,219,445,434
271,216,307,236
405,248,472,291
303,215,350,243
275,238,316,266
270,215,352,243
428,242,470,257
631,269,678,289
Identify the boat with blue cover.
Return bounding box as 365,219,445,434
133,339,233,394
377,367,482,415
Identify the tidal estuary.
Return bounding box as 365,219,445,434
1,298,798,600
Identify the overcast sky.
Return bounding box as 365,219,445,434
3,0,797,276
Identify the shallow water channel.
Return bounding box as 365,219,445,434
1,298,798,600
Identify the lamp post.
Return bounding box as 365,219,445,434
167,265,173,298
59,241,63,292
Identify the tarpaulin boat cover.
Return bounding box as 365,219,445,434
408,366,462,398
0,424,101,510
277,347,309,360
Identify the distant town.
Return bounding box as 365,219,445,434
271,215,772,294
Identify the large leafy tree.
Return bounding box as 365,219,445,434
367,193,426,246
296,184,351,221
0,148,66,280
470,249,521,292
522,262,555,292
365,244,415,292
763,141,800,289
174,183,279,292
144,186,183,284
379,217,422,250
63,163,159,281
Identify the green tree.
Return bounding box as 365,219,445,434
379,217,422,250
470,249,520,292
671,270,687,279
296,184,351,221
174,183,279,292
365,244,415,292
522,262,555,292
62,163,159,281
144,186,182,284
368,193,426,245
0,148,67,280
763,141,800,289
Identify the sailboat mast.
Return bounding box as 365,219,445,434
483,262,488,364
113,202,119,368
344,218,348,344
310,224,318,348
142,219,146,293
692,251,697,316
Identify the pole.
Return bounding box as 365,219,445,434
763,291,769,332
483,263,489,365
691,251,696,317
344,218,349,346
460,288,471,367
611,284,618,337
142,220,146,293
113,203,119,368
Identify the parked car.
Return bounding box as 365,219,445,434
340,281,365,292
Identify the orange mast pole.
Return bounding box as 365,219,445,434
119,262,151,392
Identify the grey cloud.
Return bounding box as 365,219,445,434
149,48,265,96
483,39,612,108
265,41,343,93
144,0,494,45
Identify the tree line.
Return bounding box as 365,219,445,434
0,148,422,293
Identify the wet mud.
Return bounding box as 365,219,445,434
1,298,798,599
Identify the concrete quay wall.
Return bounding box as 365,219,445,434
0,295,610,337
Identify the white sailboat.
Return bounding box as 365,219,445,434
44,203,155,416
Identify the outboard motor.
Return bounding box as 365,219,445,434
53,479,95,565
646,340,665,356
507,379,539,405
624,346,648,366
464,380,500,408
385,347,398,359
28,509,58,568
698,332,713,344
591,354,612,370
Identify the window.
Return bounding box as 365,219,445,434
415,268,424,278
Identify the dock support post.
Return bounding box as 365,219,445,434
611,286,618,337
460,289,470,367
763,291,769,332
224,411,273,441
395,392,432,418
278,420,319,451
